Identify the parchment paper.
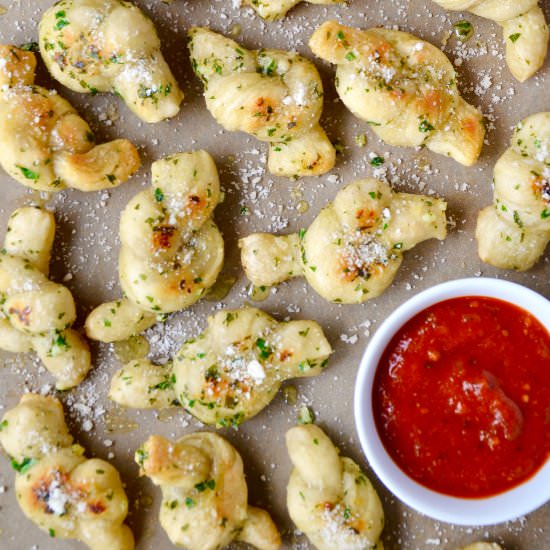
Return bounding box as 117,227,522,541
0,0,549,549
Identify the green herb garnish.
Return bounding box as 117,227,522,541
453,20,474,41
370,156,384,167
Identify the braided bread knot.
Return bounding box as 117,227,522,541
0,394,134,550
434,0,549,81
476,112,550,270
309,21,485,166
286,424,384,550
0,45,140,192
0,207,91,389
86,150,224,342
240,178,447,303
457,544,503,550
188,27,336,178
39,0,183,122
109,306,332,427
137,432,281,550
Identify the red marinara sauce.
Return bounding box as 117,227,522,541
373,296,550,498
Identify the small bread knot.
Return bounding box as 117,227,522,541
0,207,91,389
309,21,485,166
286,424,384,550
137,432,281,550
85,150,224,343
188,27,335,178
0,45,140,192
476,111,550,270
433,0,549,81
109,306,332,427
240,178,447,303
39,0,183,122
0,394,134,550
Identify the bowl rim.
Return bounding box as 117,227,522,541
354,277,550,525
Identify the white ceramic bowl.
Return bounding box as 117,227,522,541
354,277,550,525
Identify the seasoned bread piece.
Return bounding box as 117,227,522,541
309,21,485,166
85,150,224,342
0,394,134,550
286,424,384,550
240,178,447,303
434,0,549,81
39,0,183,122
110,306,332,427
0,45,140,192
476,112,550,270
0,207,90,389
457,544,502,550
137,432,280,550
188,27,335,178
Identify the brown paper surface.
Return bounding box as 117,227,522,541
0,0,549,548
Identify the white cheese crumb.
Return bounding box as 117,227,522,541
82,419,93,432
247,360,266,384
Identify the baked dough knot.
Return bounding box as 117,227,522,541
0,45,140,192
109,306,332,427
240,178,447,303
457,544,503,550
476,112,550,270
85,150,224,342
0,207,91,389
433,0,549,82
136,432,281,550
242,0,344,20
309,21,485,166
286,424,384,550
39,0,183,122
188,27,336,178
0,394,134,550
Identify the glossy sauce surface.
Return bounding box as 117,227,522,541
373,296,550,497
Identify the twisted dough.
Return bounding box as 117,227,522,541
0,45,140,192
476,112,550,270
188,27,336,178
286,424,384,550
85,150,224,342
242,0,344,20
0,394,133,550
240,178,447,303
137,432,281,550
39,0,183,122
110,306,332,427
309,21,485,166
0,207,91,389
433,0,549,81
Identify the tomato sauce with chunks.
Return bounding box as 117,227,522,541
373,296,550,498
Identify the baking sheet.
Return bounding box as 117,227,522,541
0,0,549,548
